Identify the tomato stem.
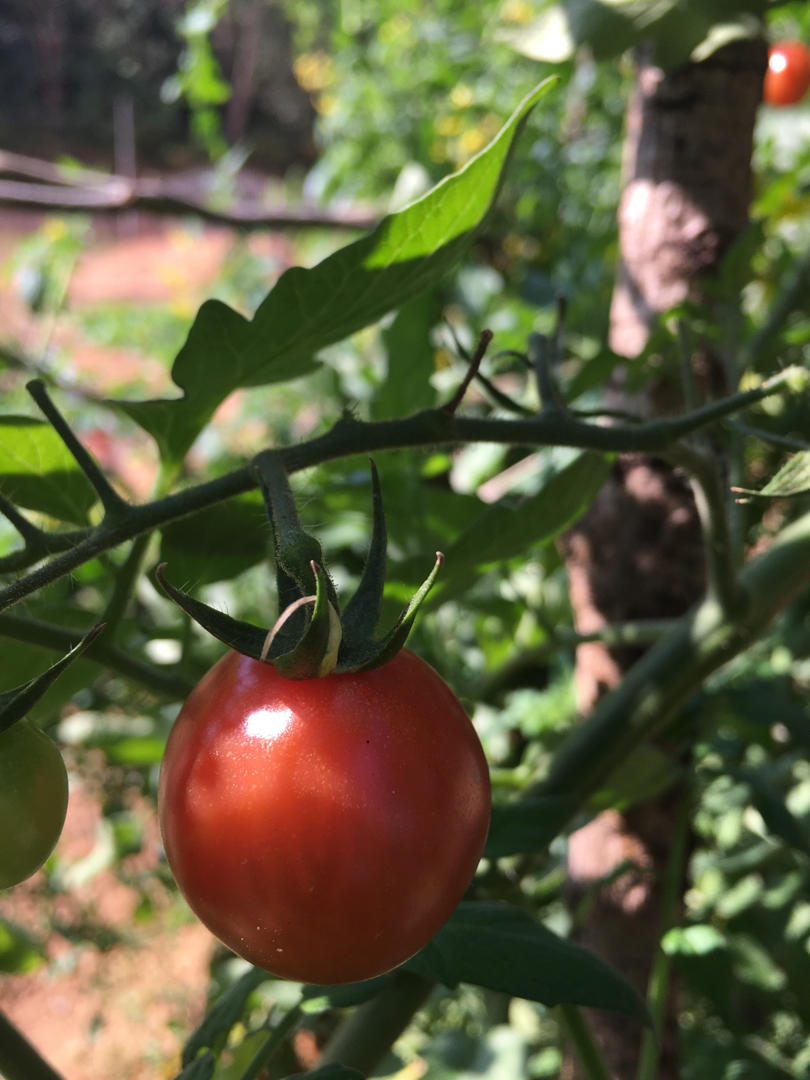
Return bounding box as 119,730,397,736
318,970,434,1074
26,379,129,522
0,368,801,615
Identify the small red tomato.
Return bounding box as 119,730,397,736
764,41,810,107
158,649,490,984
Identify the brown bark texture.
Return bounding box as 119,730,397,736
563,37,767,1079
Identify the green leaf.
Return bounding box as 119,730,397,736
733,451,810,500
160,492,269,585
0,416,97,524
505,1,767,69
661,924,727,957
433,451,609,605
282,1067,365,1080
173,1051,215,1080
115,81,555,465
302,975,392,1011
740,767,810,854
182,968,271,1068
406,902,649,1023
372,291,442,420
591,744,682,813
0,915,45,973
484,795,580,858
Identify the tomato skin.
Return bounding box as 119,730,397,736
764,42,810,107
0,720,69,889
158,649,490,984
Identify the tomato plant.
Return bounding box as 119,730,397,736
0,720,69,889
763,41,810,106
158,647,491,985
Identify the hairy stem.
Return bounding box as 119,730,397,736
0,367,799,614
666,442,741,619
26,379,128,519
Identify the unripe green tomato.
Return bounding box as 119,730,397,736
0,720,69,889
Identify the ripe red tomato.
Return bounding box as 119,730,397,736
764,41,810,107
0,720,69,889
158,648,490,984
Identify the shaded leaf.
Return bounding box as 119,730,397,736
160,492,269,585
302,974,392,1010
182,968,271,1067
0,416,97,524
405,902,649,1023
484,795,579,858
283,1067,365,1080
740,767,810,854
173,1050,215,1080
432,451,609,605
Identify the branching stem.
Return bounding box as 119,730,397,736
26,379,128,520
0,367,799,614
665,442,742,619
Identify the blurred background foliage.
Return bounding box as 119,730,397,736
3,1,810,1078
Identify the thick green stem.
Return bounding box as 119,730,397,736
635,793,692,1080
0,366,800,615
741,247,810,366
101,533,153,633
539,506,810,803
239,1005,302,1080
0,1010,64,1080
556,1004,613,1080
318,970,434,1075
254,451,323,592
666,442,741,620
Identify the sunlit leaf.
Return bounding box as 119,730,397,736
0,416,97,524
115,81,556,465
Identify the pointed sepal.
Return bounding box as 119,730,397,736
338,552,444,672
270,562,342,679
340,460,386,642
155,563,269,660
0,622,106,735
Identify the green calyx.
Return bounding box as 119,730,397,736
156,457,443,679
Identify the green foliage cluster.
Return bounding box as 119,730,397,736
3,2,810,1079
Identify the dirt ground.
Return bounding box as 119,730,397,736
0,210,299,1080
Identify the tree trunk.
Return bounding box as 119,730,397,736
563,37,767,1079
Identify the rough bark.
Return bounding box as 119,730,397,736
610,38,767,356
563,37,767,1079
